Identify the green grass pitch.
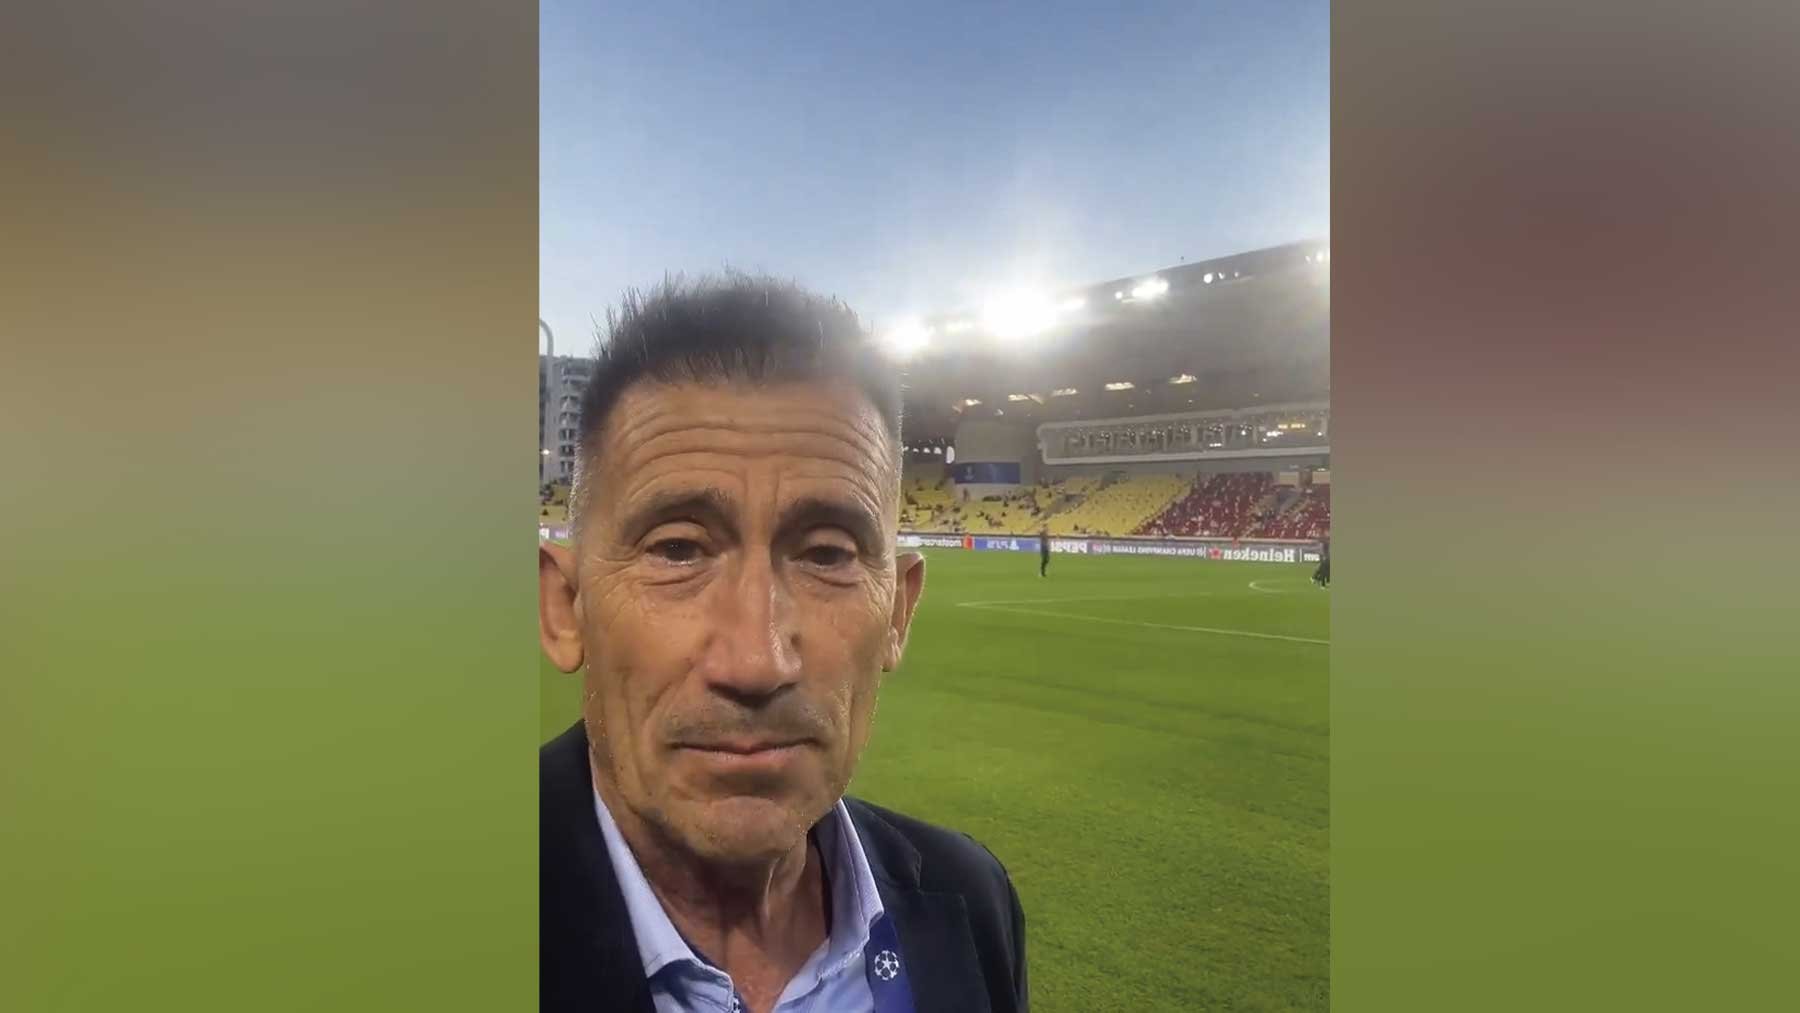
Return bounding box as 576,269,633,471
541,550,1329,1011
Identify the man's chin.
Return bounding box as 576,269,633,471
678,794,821,864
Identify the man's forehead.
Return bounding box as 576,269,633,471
610,379,888,438
595,379,897,500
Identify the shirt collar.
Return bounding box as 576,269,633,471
813,795,886,973
592,790,887,981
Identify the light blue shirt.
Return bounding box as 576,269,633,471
594,791,883,1013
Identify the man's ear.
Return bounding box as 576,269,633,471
539,541,585,673
883,552,927,672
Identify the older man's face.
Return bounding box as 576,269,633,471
546,379,925,866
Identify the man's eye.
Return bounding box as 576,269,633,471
647,538,704,564
799,544,854,568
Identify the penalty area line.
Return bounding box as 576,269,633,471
957,602,1329,646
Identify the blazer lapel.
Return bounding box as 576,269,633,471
849,800,993,1013
541,722,656,1013
881,889,993,1013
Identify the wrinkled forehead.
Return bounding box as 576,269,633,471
589,379,899,522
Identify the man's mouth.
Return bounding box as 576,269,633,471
673,738,815,776
679,737,808,755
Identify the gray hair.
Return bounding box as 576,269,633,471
568,272,903,539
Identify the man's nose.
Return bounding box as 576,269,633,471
698,552,802,704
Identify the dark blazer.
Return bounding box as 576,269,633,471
541,721,1028,1012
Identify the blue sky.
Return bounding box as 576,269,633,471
541,1,1328,356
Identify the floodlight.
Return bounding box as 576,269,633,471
1051,387,1079,397
1059,296,1086,312
1130,277,1169,300
880,319,932,359
944,319,974,334
1203,273,1214,284
980,291,1058,340
1104,381,1135,391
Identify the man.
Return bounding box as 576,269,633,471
540,274,1028,1013
1037,529,1050,578
1312,537,1331,588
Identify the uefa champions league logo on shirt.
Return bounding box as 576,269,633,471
873,949,901,981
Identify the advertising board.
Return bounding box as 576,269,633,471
1090,540,1304,563
897,533,968,549
971,536,1041,553
893,533,1321,563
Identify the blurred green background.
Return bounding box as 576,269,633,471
2,3,537,1008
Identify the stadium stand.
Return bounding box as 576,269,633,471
1138,472,1331,539
1044,472,1190,537
1250,483,1331,540
897,464,1330,540
1140,472,1274,538
956,490,1052,534
899,468,956,530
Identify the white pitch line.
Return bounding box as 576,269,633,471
958,602,1329,646
955,592,1221,608
1249,579,1305,594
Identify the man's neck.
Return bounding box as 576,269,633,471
596,777,830,1009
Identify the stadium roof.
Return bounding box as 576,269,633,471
893,240,1329,441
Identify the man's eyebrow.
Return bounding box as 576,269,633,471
617,487,739,540
777,495,884,551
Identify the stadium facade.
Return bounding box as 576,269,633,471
536,239,1329,550
889,239,1330,549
